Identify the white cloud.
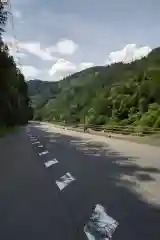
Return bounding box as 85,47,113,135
79,62,94,70
4,34,152,82
49,59,77,77
3,35,27,60
9,47,27,59
3,36,77,62
133,46,152,60
21,65,41,79
13,10,22,19
106,44,152,65
19,42,55,61
55,39,78,55
16,52,27,59
3,35,15,45
46,39,78,55
13,53,28,66
48,59,95,81
3,36,55,61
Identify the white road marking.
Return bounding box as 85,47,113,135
38,145,43,148
56,172,75,191
44,158,58,168
84,204,119,240
30,137,37,141
38,150,49,156
32,141,40,145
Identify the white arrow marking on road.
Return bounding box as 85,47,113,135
84,204,119,240
38,150,49,156
44,159,58,168
56,172,75,191
32,141,40,145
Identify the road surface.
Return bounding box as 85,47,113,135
0,122,160,240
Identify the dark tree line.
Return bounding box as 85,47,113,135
0,1,32,128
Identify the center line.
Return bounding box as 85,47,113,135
38,150,49,156
84,204,119,240
44,159,58,168
32,141,40,145
30,138,37,141
56,172,75,191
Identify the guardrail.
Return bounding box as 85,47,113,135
51,122,160,136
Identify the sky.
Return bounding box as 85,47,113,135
3,0,160,81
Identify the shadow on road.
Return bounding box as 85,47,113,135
35,124,160,240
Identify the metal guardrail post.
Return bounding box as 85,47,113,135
51,121,160,135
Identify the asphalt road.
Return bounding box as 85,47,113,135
0,123,160,240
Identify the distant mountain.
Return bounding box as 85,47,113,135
27,79,59,108
28,47,160,128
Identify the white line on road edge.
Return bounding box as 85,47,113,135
32,141,40,145
56,172,75,191
44,159,58,168
84,204,119,240
38,150,49,156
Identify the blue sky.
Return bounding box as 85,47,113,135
3,0,160,81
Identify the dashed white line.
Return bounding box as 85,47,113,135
84,204,119,240
56,172,75,191
44,158,58,168
30,138,37,141
38,145,43,148
38,150,49,156
32,141,40,145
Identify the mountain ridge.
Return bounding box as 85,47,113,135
28,47,160,128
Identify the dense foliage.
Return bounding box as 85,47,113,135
27,79,59,108
29,48,160,129
0,1,32,128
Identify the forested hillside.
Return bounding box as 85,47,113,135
0,2,31,132
27,79,59,109
30,47,160,129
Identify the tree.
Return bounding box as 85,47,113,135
28,46,160,129
0,1,31,128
